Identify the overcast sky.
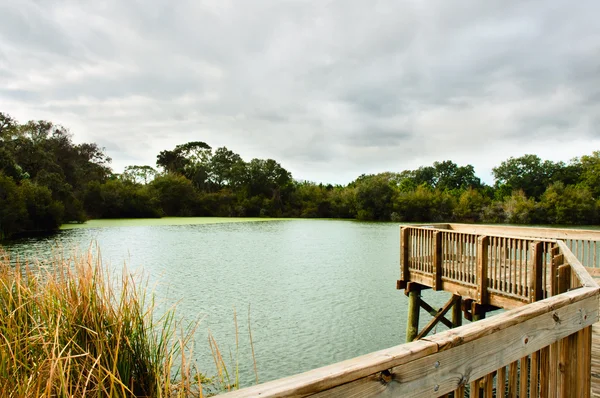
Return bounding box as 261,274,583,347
1,0,599,184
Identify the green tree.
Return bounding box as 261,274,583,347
492,154,559,199
209,147,245,190
538,183,598,225
453,188,489,222
502,190,536,224
354,174,396,220
577,151,600,198
123,165,157,184
149,174,198,216
0,173,26,239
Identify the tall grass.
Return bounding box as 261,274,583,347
0,248,207,397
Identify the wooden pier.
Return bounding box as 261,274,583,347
221,223,600,397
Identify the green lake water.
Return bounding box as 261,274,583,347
4,218,451,387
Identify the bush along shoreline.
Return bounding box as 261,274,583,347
2,110,600,241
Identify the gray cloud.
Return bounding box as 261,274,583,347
1,0,600,185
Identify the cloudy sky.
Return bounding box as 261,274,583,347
1,0,599,184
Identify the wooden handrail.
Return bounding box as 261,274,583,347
219,288,598,397
557,240,598,288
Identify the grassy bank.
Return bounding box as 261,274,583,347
0,249,217,397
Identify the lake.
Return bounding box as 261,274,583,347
4,218,450,387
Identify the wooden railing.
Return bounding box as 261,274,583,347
445,223,600,270
401,226,557,309
220,225,599,397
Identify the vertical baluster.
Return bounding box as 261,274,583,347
510,239,519,294
429,230,433,273
587,240,591,268
492,237,497,290
506,239,514,293
472,235,477,284
539,345,551,398
420,230,424,272
514,239,518,295
543,242,548,299
457,233,463,282
464,234,468,283
510,239,518,294
484,373,493,397
519,240,524,296
470,378,481,398
456,233,460,281
508,361,518,397
531,350,540,397
520,355,529,398
429,230,436,272
417,229,424,271
502,238,510,293
501,237,506,293
425,230,428,272
471,235,476,284
497,365,506,397
441,232,446,278
468,235,473,284
523,240,528,297
450,233,454,279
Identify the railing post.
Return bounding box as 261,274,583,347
531,241,544,302
401,227,409,282
477,236,489,305
433,231,442,290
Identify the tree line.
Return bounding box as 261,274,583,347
1,111,599,239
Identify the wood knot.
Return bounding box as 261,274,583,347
380,369,393,384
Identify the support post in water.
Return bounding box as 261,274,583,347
452,295,462,327
405,283,422,342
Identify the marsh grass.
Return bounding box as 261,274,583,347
0,248,208,397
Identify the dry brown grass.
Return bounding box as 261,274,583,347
0,248,207,397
